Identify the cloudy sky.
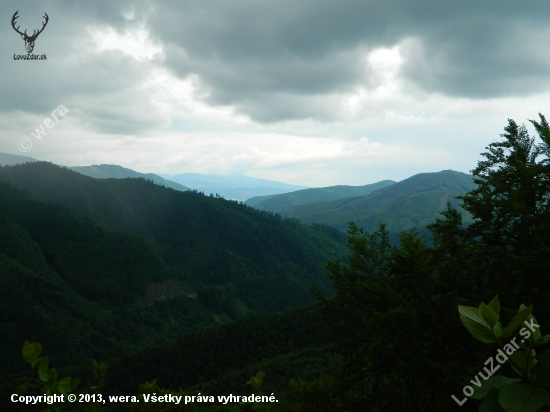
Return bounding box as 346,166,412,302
1,0,549,186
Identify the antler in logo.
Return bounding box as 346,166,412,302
11,11,49,54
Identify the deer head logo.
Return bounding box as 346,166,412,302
11,11,49,54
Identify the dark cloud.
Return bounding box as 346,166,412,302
147,0,550,120
1,0,549,128
0,0,165,134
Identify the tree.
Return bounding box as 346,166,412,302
309,224,485,411
458,113,550,311
304,114,550,411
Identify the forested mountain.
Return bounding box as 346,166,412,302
160,172,308,201
69,164,190,192
276,170,476,234
245,180,396,211
0,162,347,380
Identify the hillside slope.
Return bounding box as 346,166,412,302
0,162,347,377
245,180,396,211
0,182,215,376
0,152,38,166
281,170,475,233
70,164,190,192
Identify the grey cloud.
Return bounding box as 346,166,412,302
148,0,550,121
1,0,550,129
0,0,165,134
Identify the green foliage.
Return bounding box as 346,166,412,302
458,296,550,412
15,342,107,412
458,113,550,309
294,116,550,410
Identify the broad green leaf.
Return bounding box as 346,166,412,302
526,313,542,343
480,387,505,412
458,305,496,343
247,370,265,390
38,368,49,383
15,385,27,395
471,375,523,399
25,356,39,366
21,341,42,358
70,378,81,392
480,302,499,327
503,305,533,339
21,342,34,357
494,322,503,339
59,376,72,393
42,381,57,392
22,341,42,359
39,356,49,371
488,296,501,316
59,376,71,386
58,385,71,395
510,351,534,377
498,383,550,412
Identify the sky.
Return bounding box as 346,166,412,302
1,0,549,187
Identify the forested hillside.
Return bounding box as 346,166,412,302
277,170,475,234
0,163,347,379
245,180,395,211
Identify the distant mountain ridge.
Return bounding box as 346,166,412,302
277,170,475,234
0,152,310,200
160,173,308,201
0,152,38,166
70,164,190,192
245,180,396,212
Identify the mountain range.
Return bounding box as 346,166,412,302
247,170,475,235
0,152,309,200
245,180,396,211
0,158,481,411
